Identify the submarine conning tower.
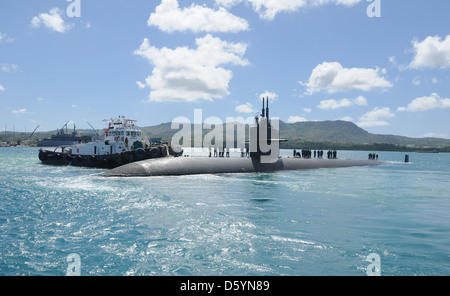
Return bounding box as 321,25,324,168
249,97,277,161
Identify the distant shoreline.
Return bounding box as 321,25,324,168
1,144,448,154
279,142,450,153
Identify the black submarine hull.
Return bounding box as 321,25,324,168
103,157,384,177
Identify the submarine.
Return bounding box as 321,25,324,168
103,98,384,177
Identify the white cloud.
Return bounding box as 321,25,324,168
247,0,308,20
216,0,361,20
388,56,396,64
303,62,392,94
339,116,354,122
0,32,12,43
318,98,351,110
0,84,5,92
288,115,308,123
0,32,14,43
12,108,28,115
259,90,278,101
412,77,422,86
357,121,389,128
412,76,441,86
216,0,243,7
136,81,146,89
314,0,361,5
1,63,20,73
409,35,450,69
359,107,394,122
353,95,368,106
148,0,249,33
303,108,312,113
31,8,73,33
357,107,394,127
317,95,367,110
235,102,256,113
397,93,450,112
134,34,249,103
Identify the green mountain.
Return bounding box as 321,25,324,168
277,120,450,151
139,120,450,151
279,120,450,147
279,120,371,143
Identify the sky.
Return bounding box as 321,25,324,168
0,0,449,139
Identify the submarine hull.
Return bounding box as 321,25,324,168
103,157,383,177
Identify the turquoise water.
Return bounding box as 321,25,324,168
0,147,449,276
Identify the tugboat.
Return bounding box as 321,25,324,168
37,122,92,147
38,116,183,169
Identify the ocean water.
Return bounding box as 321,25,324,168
0,147,449,276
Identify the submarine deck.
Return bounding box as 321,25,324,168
103,156,384,177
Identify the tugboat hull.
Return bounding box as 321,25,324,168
39,146,183,169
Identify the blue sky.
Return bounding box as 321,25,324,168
1,0,449,139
